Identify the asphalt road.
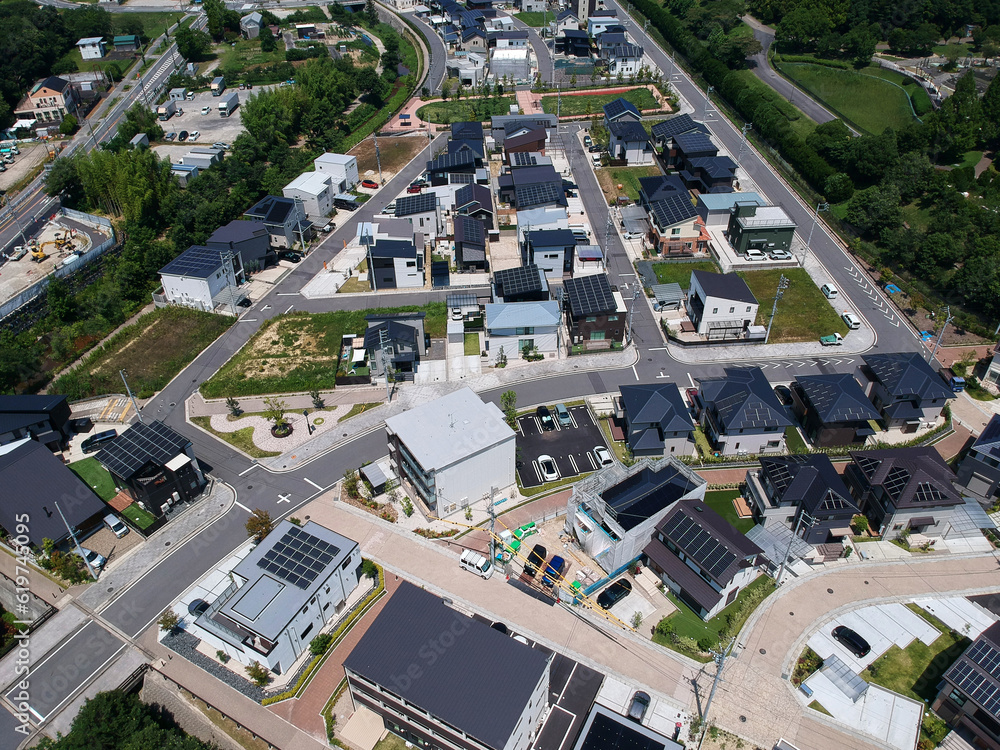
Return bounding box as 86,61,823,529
512,18,554,85
411,15,447,94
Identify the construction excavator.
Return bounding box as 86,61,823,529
29,240,47,263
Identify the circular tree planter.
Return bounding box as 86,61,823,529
270,424,293,439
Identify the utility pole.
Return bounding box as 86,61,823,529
219,248,238,315
120,369,143,424
605,209,614,252
802,202,829,265
293,198,307,252
487,487,497,564
625,288,640,345
373,131,384,186
702,86,715,123
776,510,816,585
56,501,97,580
764,274,789,344
928,306,953,364
736,122,752,165
379,327,393,402
695,637,737,750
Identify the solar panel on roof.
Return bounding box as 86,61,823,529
96,420,189,479
661,511,736,579
649,194,697,228
396,193,437,216
495,265,543,297
515,182,563,208
883,465,911,500
160,246,224,278
950,656,1000,715
913,481,945,503
257,528,340,590
565,274,616,317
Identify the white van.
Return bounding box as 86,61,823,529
591,153,602,167
821,284,839,299
460,549,494,579
104,513,129,538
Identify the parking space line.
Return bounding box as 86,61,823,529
568,455,579,474
557,662,578,703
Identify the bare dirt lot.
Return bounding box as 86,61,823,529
348,132,427,181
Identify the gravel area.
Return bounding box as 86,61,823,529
163,630,266,703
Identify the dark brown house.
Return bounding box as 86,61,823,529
563,274,625,351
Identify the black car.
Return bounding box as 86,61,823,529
597,578,632,609
525,544,547,578
278,250,301,263
178,130,189,142
773,385,793,406
832,625,871,657
536,405,555,431
588,144,603,153
628,691,650,722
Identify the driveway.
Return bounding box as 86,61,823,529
516,404,608,487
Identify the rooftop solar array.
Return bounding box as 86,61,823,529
603,97,640,121
798,375,880,423
510,151,540,166
257,526,340,590
159,245,224,279
494,264,543,297
396,193,437,216
673,131,717,154
949,639,1000,716
854,453,881,478
650,114,704,141
454,214,485,246
661,510,737,579
514,182,564,208
913,481,946,503
565,274,616,317
649,193,697,228
427,150,476,172
883,465,911,501
96,420,189,479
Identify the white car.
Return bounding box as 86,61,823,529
593,446,614,467
201,106,210,115
744,248,767,261
842,311,861,329
78,546,106,571
537,454,559,483
188,130,200,141
769,249,793,261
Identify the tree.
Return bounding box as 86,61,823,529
365,0,379,26
440,79,451,100
246,661,271,686
46,277,77,323
358,67,388,107
310,390,324,408
310,633,333,655
58,114,78,136
981,71,1000,141
262,395,289,430
843,22,878,67
500,390,517,429
225,396,241,416
259,25,277,53
158,609,180,633
175,27,212,61
343,468,361,498
245,508,274,543
362,558,379,580
845,184,903,237
824,172,854,203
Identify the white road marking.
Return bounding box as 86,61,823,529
276,292,299,296
234,501,253,513
238,464,258,476
303,477,323,490
238,319,258,323
277,493,291,504
687,372,695,387
284,305,295,314
631,364,639,380
557,662,579,702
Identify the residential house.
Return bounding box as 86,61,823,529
454,215,488,270
364,316,425,376
608,119,654,165
573,705,684,750
96,420,205,517
697,192,765,227
744,454,860,544
447,52,488,87
859,352,954,430
498,164,566,209
0,438,106,549
596,31,628,54
244,196,312,249
602,96,641,126
385,388,515,518
638,174,706,254
693,367,791,456
492,264,549,303
490,48,531,82
195,520,361,672
523,227,576,278
588,9,620,36
206,220,272,269
395,193,442,238
425,149,478,186
344,581,551,750
790,373,881,447
844,447,969,540
462,26,490,52
113,35,141,52
563,273,626,349
484,301,561,358
981,344,1000,393
14,76,79,124
650,113,709,151
282,171,334,220
448,137,486,166
490,114,558,144
516,206,569,244
451,121,485,144
557,29,591,56
77,37,106,60
663,129,717,169
567,457,707,573
685,270,758,338
503,124,547,158
0,395,72,451
314,153,359,193
517,0,546,12
555,9,580,33
602,43,644,77
643,499,764,619
368,239,424,290
932,621,1000,750
680,155,738,193
454,183,494,229
157,245,246,312
726,203,796,255
240,11,263,39
616,384,694,457
955,413,1000,501
492,30,529,48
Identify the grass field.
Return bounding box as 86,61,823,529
464,332,480,356
956,149,983,170
217,39,287,75
126,11,186,41
68,458,117,502
777,63,918,134
932,42,972,56
739,268,849,342
856,66,933,114
541,88,658,117
595,165,661,205
52,307,233,400
416,97,516,123
200,305,446,397
337,403,381,423
651,260,719,286
702,489,755,534
349,132,427,176
513,11,550,26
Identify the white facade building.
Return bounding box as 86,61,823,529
484,301,561,358
314,152,359,193
490,48,531,83
283,171,334,219
158,245,244,312
77,37,106,60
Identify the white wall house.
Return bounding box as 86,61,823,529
158,245,244,313
686,270,759,336
77,37,106,60
385,388,516,519
283,171,334,219
484,301,561,358
605,44,643,77
608,120,654,166
314,152,359,193
588,14,619,36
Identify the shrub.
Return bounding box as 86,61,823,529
343,469,361,499
216,650,230,663
310,633,334,655
158,610,180,634
362,558,379,580
246,661,271,686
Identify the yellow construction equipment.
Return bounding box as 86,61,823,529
30,247,47,263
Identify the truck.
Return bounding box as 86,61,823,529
820,333,843,346
218,90,239,118
156,99,176,121
211,76,226,96
939,366,966,392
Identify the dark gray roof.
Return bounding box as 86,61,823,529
649,193,697,228
454,215,485,248
650,114,707,141
654,499,762,582
245,195,295,225
849,447,963,510
207,220,269,246
557,9,578,20
159,245,223,279
343,581,549,750
508,164,560,186
673,131,717,155
596,31,627,47
639,174,688,202
38,76,70,93
599,464,702,531
620,384,693,436
602,97,640,121
562,28,589,39
862,352,954,402
574,704,682,750
796,373,880,424
494,264,546,299
455,183,493,214
605,42,643,58
0,395,68,435
369,239,417,258
448,138,485,159
515,182,566,209
395,193,438,217
564,274,616,317
943,622,1000,721
96,419,190,480
451,121,484,141
691,270,757,305
427,149,476,173
686,155,737,178
971,414,1000,460
528,227,576,247
758,454,858,517
697,367,792,432
0,439,105,547
504,126,546,150
608,119,649,143
363,320,417,351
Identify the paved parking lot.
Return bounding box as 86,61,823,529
150,88,257,150
516,404,609,488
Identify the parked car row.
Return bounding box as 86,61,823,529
742,247,793,262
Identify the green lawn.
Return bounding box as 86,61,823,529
595,165,662,205
416,97,517,123
932,42,972,56
373,733,411,750
124,11,185,42
464,332,480,356
776,63,919,134
901,201,934,232
338,403,381,423
217,39,287,75
514,11,550,26
68,458,117,502
541,88,658,117
120,503,157,531
956,149,983,170
191,416,281,459
857,66,933,115
57,47,137,75
738,268,849,343
785,425,808,454
651,260,719,286
702,489,755,534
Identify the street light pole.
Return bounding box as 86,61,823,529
737,122,752,165
625,288,640,345
803,202,829,265
764,274,789,344
695,637,737,750
702,85,715,122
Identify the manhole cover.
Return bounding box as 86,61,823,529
789,611,794,616
759,648,766,655
169,402,176,407
107,587,114,593
165,541,171,547
305,515,310,520
739,715,746,723
648,358,652,361
343,433,348,437
247,485,252,489
827,588,834,594
864,580,869,584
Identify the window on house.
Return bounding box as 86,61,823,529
406,261,416,267
712,308,718,314
585,315,597,322
515,327,535,335
300,622,314,639
729,307,735,313
590,331,606,341
746,306,752,312
671,228,681,236
341,557,352,570
608,315,619,321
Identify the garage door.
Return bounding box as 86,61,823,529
966,473,993,498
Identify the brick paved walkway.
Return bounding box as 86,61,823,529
266,576,402,743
